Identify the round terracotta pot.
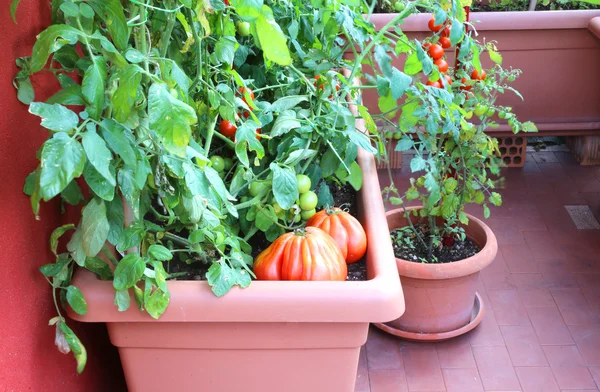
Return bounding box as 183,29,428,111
386,207,497,335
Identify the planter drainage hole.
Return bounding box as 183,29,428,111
503,156,511,164
513,156,522,164
565,205,600,230
509,147,518,155
500,147,507,155
515,137,524,146
505,138,513,146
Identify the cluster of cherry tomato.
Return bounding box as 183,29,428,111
218,87,261,141
313,75,340,100
423,18,453,89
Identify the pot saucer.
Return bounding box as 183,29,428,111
372,292,484,342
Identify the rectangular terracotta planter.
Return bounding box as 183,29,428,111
68,139,404,392
358,10,600,135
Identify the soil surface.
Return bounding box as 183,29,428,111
391,224,481,263
170,181,367,281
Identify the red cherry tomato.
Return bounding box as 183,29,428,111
238,87,255,104
460,77,472,91
219,120,237,139
422,42,431,51
241,111,250,118
471,69,487,81
224,0,229,5
428,44,444,60
443,74,452,86
256,128,261,140
426,80,442,88
428,18,442,32
434,58,448,73
439,36,451,49
441,26,450,37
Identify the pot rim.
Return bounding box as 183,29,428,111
68,118,405,324
386,207,498,280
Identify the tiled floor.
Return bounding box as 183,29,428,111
356,150,600,392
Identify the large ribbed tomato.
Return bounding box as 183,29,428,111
306,208,367,264
253,227,347,281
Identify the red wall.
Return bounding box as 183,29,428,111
0,2,126,391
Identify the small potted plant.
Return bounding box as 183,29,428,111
360,3,537,339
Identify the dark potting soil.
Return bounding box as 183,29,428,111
391,224,481,264
169,181,367,281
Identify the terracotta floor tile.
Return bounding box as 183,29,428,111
435,335,476,369
488,290,531,326
481,254,516,291
368,369,408,392
515,367,560,392
569,325,600,366
494,228,527,245
468,307,506,347
532,152,560,163
442,368,484,392
472,346,521,391
574,273,600,314
527,306,574,345
525,239,567,261
512,274,557,307
366,328,403,370
550,289,600,326
356,346,371,392
401,345,445,392
541,345,596,389
589,366,600,387
501,325,548,367
508,204,541,218
501,244,538,274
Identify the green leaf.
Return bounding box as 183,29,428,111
458,211,469,225
30,25,81,72
410,156,426,172
106,196,123,245
114,290,130,312
144,280,170,319
472,45,482,74
489,192,502,207
406,187,419,201
348,161,363,191
16,77,34,104
378,92,396,116
488,47,503,65
47,85,85,105
61,180,84,205
270,163,298,209
483,204,490,219
153,260,168,292
112,65,143,123
113,253,145,291
450,20,465,46
60,2,79,17
116,223,144,252
316,181,334,208
50,224,76,256
100,119,136,168
87,0,129,51
270,96,308,112
233,0,263,21
255,205,277,232
10,0,21,23
395,137,414,152
255,6,292,66
271,110,301,137
82,129,115,186
58,323,87,374
215,36,238,66
443,177,458,194
39,132,86,200
81,198,109,257
148,83,197,157
83,163,115,201
84,257,113,280
183,162,211,196
29,102,79,132
206,262,251,297
404,52,422,76
357,105,377,134
348,130,377,154
389,68,411,100
39,261,68,278
23,170,37,196
148,245,173,261
67,226,86,266
66,286,87,315
82,57,107,120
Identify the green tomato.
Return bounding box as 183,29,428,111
210,156,225,172
384,130,394,139
498,111,507,119
474,104,487,117
223,157,233,171
236,21,251,37
249,181,267,197
393,131,402,140
394,1,405,11
464,111,473,120
299,191,318,211
486,108,496,117
301,209,316,220
273,202,285,217
296,174,311,194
